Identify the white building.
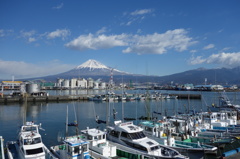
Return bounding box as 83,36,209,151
93,81,99,89
77,78,87,88
99,82,106,89
56,78,64,87
87,78,94,89
70,78,78,88
62,79,70,88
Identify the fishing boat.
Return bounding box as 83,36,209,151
81,127,118,158
88,95,107,101
106,120,189,159
6,121,56,159
139,120,217,159
135,94,145,100
50,135,91,159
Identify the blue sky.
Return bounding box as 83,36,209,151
1,0,240,80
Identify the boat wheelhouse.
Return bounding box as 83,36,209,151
50,135,90,159
81,127,117,158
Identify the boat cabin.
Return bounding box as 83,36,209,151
107,121,162,154
81,128,117,157
81,128,107,147
63,135,90,159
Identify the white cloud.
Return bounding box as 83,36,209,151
122,9,154,26
53,3,63,9
47,29,70,40
189,52,240,67
218,29,224,33
19,30,37,43
188,56,206,65
190,50,197,53
0,60,74,79
203,44,215,50
65,33,128,51
0,29,4,37
130,9,153,16
28,37,36,43
123,29,197,54
137,29,142,34
20,30,36,38
96,27,107,35
65,29,196,54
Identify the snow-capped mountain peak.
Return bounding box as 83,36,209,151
75,59,109,70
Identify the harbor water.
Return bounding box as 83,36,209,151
0,90,240,158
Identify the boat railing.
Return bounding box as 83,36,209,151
43,145,58,159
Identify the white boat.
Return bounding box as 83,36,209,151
50,135,91,159
139,120,217,159
6,121,56,159
106,120,189,159
81,127,117,158
89,95,107,101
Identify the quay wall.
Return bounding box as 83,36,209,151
0,95,90,104
0,93,201,104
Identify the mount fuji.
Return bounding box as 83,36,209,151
59,59,130,76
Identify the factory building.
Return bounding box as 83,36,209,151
77,78,87,88
54,78,106,89
87,78,94,89
1,81,23,90
70,78,78,88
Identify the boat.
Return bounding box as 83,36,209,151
135,94,145,100
88,95,107,101
50,135,91,159
0,136,5,159
106,120,189,159
68,122,78,127
81,127,118,158
6,121,56,159
139,120,217,159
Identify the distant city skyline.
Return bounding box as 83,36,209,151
1,0,240,79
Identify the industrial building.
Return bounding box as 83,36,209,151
55,78,107,89
1,81,23,90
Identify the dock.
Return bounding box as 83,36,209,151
0,93,201,104
0,95,89,104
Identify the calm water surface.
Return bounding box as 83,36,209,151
0,90,239,148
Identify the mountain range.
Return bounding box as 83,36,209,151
10,59,240,85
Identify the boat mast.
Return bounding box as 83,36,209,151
73,103,79,135
121,74,124,122
66,105,68,137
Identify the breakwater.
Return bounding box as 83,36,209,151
0,93,201,104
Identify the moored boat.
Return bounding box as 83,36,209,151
50,135,91,159
6,121,56,159
106,120,189,159
139,120,217,159
81,127,118,158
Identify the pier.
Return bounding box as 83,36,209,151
0,93,201,104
